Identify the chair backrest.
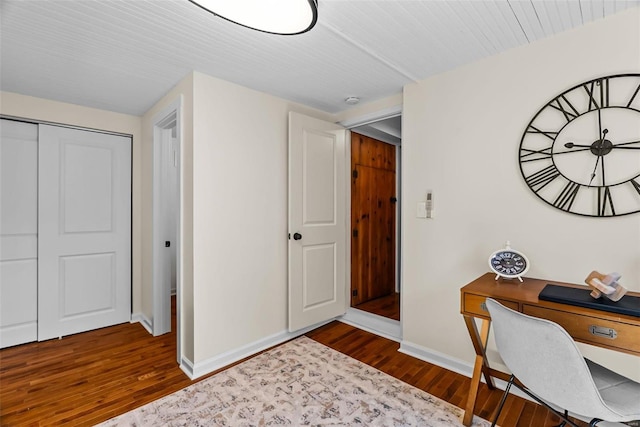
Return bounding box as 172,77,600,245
485,298,609,419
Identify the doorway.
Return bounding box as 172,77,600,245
287,110,401,340
350,132,398,320
349,116,401,323
152,99,182,359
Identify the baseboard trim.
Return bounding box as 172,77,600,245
400,340,472,377
187,320,333,380
131,312,152,335
399,339,531,401
339,308,401,342
180,356,195,379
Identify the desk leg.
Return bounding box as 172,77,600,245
462,316,494,426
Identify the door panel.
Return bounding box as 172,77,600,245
38,125,131,341
59,253,115,316
351,133,396,306
0,120,38,348
288,112,346,332
303,133,336,224
62,143,114,233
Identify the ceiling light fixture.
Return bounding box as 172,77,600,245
345,97,360,105
189,0,318,35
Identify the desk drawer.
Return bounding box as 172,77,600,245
463,294,519,317
523,305,640,355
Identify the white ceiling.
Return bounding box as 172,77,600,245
1,0,638,117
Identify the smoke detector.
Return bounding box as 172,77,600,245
344,96,360,105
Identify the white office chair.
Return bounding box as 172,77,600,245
485,298,640,427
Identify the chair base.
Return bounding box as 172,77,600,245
491,375,601,427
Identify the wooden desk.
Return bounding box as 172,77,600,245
460,273,640,426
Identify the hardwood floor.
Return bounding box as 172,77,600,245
1,312,587,426
307,322,588,427
353,292,400,320
0,302,194,426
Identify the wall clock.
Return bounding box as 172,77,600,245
519,74,640,217
488,241,529,282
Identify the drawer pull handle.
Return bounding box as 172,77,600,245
589,325,617,340
480,302,487,312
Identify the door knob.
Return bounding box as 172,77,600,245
293,232,302,240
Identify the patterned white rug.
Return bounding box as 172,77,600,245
97,336,492,426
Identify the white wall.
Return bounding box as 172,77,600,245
0,92,144,314
334,93,402,125
190,72,333,363
401,7,640,381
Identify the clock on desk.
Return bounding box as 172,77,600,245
489,241,529,282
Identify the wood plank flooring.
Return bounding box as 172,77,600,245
353,292,400,320
307,322,588,427
1,310,587,426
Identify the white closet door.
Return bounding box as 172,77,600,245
38,125,131,341
0,120,38,348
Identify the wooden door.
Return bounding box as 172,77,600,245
288,112,347,331
38,125,131,341
351,133,396,306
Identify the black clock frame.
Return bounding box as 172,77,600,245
519,73,640,218
490,251,528,276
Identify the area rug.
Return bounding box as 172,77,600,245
97,336,492,426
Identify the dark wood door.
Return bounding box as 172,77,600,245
351,133,396,306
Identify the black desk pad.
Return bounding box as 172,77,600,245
539,284,640,318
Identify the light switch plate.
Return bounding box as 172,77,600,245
417,202,427,218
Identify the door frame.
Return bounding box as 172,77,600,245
151,98,182,364
338,105,403,339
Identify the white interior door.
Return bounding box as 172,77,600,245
166,136,178,295
0,120,38,348
288,112,347,332
38,124,131,341
160,129,178,296
153,126,177,336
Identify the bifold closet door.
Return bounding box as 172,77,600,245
38,124,131,341
0,120,39,348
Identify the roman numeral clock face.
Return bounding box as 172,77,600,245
519,74,640,217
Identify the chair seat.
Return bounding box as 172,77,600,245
587,359,640,420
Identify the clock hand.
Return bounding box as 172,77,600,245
612,139,640,146
610,139,640,149
588,155,601,187
565,142,640,150
600,152,606,187
598,107,604,141
564,143,592,148
586,136,608,187
553,147,593,155
564,142,591,148
564,129,609,149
